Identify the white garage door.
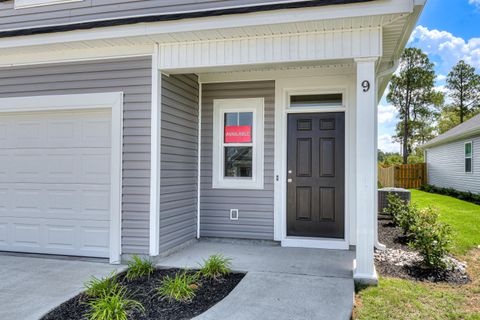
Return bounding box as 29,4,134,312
0,109,112,258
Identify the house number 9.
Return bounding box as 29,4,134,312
362,80,370,92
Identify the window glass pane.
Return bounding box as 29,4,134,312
466,158,472,173
225,147,252,177
239,112,253,126
224,112,238,126
290,94,343,107
224,112,253,143
465,143,472,158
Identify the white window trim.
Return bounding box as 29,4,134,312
465,141,473,173
212,98,264,190
0,92,123,264
15,0,83,9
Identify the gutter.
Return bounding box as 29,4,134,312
422,127,480,149
0,0,373,38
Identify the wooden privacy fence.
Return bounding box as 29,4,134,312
378,163,427,189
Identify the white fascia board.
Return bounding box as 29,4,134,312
0,0,414,50
14,0,83,9
0,45,154,68
423,129,480,149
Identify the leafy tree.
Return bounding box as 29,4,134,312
387,48,443,164
437,105,460,134
445,60,480,124
378,152,403,166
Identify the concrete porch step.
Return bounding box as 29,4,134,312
156,239,355,320
194,271,354,320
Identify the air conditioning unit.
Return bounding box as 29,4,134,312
378,188,411,214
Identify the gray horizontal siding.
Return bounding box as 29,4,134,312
426,136,480,194
1,0,308,32
200,81,275,240
0,57,152,254
160,74,199,252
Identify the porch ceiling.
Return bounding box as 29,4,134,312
0,3,417,73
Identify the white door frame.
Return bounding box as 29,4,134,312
274,76,355,250
0,92,124,264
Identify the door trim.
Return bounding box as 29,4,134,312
0,92,123,264
274,77,353,250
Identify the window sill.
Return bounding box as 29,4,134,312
15,0,83,9
212,180,264,190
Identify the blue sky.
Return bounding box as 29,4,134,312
378,0,480,152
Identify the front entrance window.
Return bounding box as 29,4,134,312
212,98,264,189
223,111,253,178
224,146,252,177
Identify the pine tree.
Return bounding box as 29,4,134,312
445,60,480,124
387,48,443,164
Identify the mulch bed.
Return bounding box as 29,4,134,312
41,268,245,320
377,215,470,285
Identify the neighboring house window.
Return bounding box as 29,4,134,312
212,98,264,189
15,0,82,9
465,141,473,173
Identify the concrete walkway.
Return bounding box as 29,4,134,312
158,240,355,320
0,254,122,320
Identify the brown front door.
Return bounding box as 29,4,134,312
287,112,345,238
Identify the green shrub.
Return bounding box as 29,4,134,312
86,287,144,320
84,272,120,298
198,254,232,280
126,255,155,280
383,194,417,235
158,272,198,302
396,204,420,236
409,207,452,270
420,184,480,205
383,193,406,219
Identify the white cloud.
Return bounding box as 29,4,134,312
409,26,480,74
436,74,447,81
469,0,480,8
435,84,448,94
378,103,397,124
378,134,400,153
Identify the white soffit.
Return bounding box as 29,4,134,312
0,11,411,68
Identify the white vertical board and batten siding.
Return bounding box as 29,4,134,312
200,81,275,240
160,74,199,252
0,57,152,254
426,136,480,194
158,27,382,70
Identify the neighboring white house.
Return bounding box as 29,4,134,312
424,113,480,194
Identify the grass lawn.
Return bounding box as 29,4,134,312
354,190,480,320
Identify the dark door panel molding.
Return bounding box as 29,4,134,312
287,112,345,238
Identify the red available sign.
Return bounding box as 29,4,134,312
224,126,252,143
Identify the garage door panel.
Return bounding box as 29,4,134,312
0,217,109,257
0,110,111,149
0,148,110,184
46,224,76,250
82,118,112,146
0,183,110,221
12,222,41,248
0,109,111,258
81,149,111,182
82,226,110,250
